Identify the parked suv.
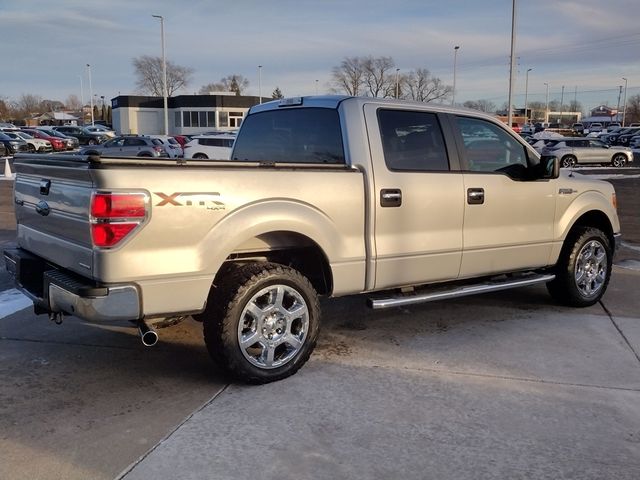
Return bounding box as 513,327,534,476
183,134,235,159
616,127,640,146
0,132,29,155
79,135,169,157
143,135,183,158
3,131,52,153
571,123,585,135
541,137,632,168
54,125,109,145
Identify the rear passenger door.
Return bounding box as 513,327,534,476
451,115,556,277
364,105,464,290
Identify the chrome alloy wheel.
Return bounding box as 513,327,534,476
574,240,607,298
237,284,309,369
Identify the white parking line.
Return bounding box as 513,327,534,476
0,288,31,319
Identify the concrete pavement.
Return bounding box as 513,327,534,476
118,269,640,480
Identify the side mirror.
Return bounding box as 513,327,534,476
540,155,560,179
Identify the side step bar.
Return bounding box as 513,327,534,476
367,273,555,310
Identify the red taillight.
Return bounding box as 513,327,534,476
154,146,163,153
91,192,147,247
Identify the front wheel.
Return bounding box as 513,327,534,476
547,227,612,307
561,156,576,168
611,154,627,168
200,262,320,384
87,139,97,145
193,153,208,159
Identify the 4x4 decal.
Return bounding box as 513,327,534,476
154,192,225,210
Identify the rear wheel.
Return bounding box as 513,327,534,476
199,262,320,384
611,153,627,168
87,139,97,145
193,153,208,159
547,227,612,307
561,155,576,168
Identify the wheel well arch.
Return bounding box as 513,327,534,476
218,231,334,295
566,210,614,248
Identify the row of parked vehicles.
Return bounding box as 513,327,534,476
0,123,236,161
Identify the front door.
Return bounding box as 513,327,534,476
451,115,557,278
364,105,465,290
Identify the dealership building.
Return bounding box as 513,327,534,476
110,93,265,135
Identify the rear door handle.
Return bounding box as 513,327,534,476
467,188,484,205
380,188,402,207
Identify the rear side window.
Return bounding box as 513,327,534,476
377,109,449,171
151,139,164,146
232,108,345,164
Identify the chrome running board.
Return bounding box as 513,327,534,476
367,273,555,310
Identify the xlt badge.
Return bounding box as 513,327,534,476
154,192,225,210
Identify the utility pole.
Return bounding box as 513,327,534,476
616,85,622,116
452,45,460,106
544,82,549,124
86,64,94,126
507,0,517,129
79,75,84,125
395,68,400,99
152,15,168,135
622,77,628,126
524,68,532,123
559,85,565,127
258,65,262,104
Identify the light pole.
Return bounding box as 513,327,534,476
544,82,549,124
524,67,532,123
395,68,400,99
452,46,460,106
559,85,565,127
78,75,84,124
507,0,517,128
152,15,169,135
258,65,262,104
86,64,94,126
622,77,628,126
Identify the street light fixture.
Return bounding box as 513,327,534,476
622,77,628,126
395,68,400,99
152,15,168,135
452,46,460,105
86,64,94,126
524,68,532,123
544,82,549,124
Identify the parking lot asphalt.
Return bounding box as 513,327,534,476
1,169,640,480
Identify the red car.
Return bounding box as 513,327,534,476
172,135,189,147
22,129,66,151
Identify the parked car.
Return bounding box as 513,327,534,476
520,123,535,135
616,127,640,146
183,134,235,159
34,127,79,150
541,137,632,168
79,135,169,157
84,125,116,138
53,125,109,145
629,135,640,149
571,123,585,135
3,131,52,153
600,127,636,145
20,129,67,151
0,141,7,157
0,132,30,155
143,135,183,158
172,135,190,147
587,122,603,133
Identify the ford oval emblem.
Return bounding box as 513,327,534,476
35,200,50,216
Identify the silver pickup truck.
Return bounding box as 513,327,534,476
4,96,620,383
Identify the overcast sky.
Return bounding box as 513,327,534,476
2,0,639,111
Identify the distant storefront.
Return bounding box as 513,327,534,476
111,94,266,135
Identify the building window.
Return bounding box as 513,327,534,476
229,111,244,128
199,111,207,128
207,111,216,128
219,112,229,127
174,111,181,128
183,111,191,127
191,111,199,127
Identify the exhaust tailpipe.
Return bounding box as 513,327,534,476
138,321,158,347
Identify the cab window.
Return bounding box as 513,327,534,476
455,116,529,179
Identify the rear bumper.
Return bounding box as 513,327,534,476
3,247,141,323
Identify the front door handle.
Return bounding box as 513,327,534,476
380,188,402,207
467,188,484,205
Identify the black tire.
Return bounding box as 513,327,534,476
137,153,153,157
27,144,36,153
611,154,627,168
561,155,576,168
87,138,97,145
546,227,612,307
199,262,320,384
193,153,208,159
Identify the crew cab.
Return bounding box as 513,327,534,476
4,96,620,384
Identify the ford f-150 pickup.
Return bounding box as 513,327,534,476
4,96,620,383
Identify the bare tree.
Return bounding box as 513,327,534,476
198,83,226,94
221,74,250,95
463,99,496,113
132,55,194,96
625,94,640,124
362,56,396,98
330,56,365,96
65,94,83,110
402,69,452,103
39,99,65,112
16,94,43,115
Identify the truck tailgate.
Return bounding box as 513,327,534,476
13,156,94,276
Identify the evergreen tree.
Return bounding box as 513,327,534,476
272,87,284,99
